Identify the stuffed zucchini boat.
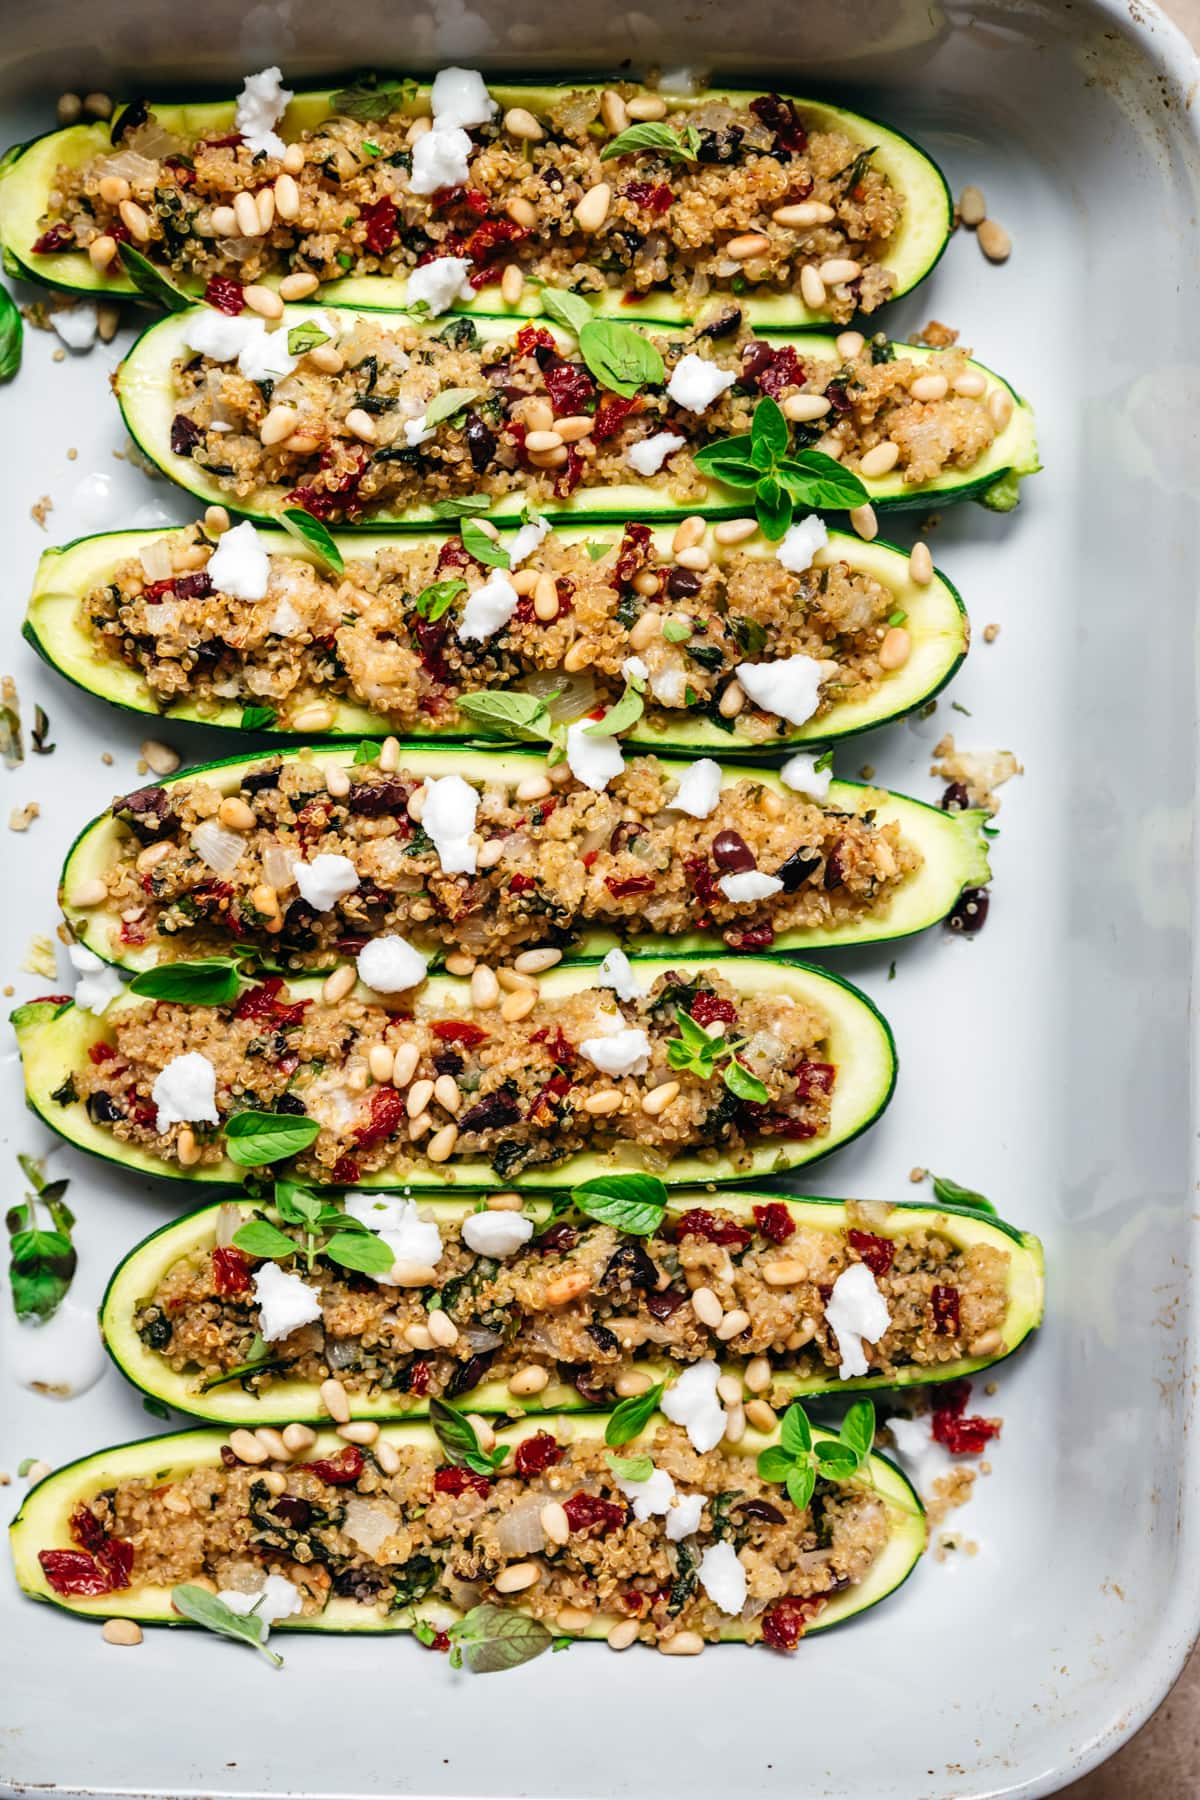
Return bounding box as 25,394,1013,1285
101,1190,1045,1425
60,742,991,973
115,305,1039,527
10,1411,924,1650
0,72,950,330
25,517,968,752
13,955,895,1190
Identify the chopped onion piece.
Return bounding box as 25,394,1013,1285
190,820,246,876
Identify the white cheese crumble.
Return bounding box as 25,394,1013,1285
506,514,549,569
777,514,828,574
430,67,498,129
151,1052,219,1133
578,1027,651,1077
404,415,435,447
343,1193,444,1280
356,935,429,993
68,942,123,1016
718,870,784,904
780,752,833,801
825,1262,891,1379
661,1360,725,1453
208,519,271,601
235,66,294,158
461,1210,536,1258
51,306,98,352
648,664,688,707
294,853,360,912
670,758,723,820
217,1574,303,1633
666,352,736,413
458,570,520,643
698,1541,747,1615
253,1261,323,1342
183,313,300,383
665,1491,705,1541
405,252,475,312
565,719,623,793
237,326,299,384
268,596,304,638
620,654,649,686
626,431,686,476
409,129,474,198
735,653,826,727
422,774,479,874
596,947,646,1002
616,1466,676,1521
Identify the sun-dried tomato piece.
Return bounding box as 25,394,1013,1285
847,1229,894,1278
465,216,528,266
408,1357,433,1396
793,1061,836,1098
761,1595,825,1650
541,356,596,416
302,1445,365,1485
212,1246,253,1295
931,1284,961,1336
32,223,74,254
515,323,557,358
431,1021,490,1047
749,94,808,155
204,275,245,315
331,1156,360,1184
753,1202,795,1245
287,445,369,521
689,993,737,1029
88,1041,118,1064
930,1379,1000,1455
674,1208,752,1250
353,1083,406,1149
38,1549,117,1596
514,1431,562,1477
605,874,656,898
362,196,398,255
684,854,722,909
553,443,585,497
593,394,642,444
69,1504,107,1554
563,1491,627,1537
233,978,310,1028
434,1465,491,1498
623,179,674,213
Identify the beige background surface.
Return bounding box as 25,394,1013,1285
1053,4,1198,1792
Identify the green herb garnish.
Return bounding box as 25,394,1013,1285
666,1008,768,1103
693,396,868,539
604,1381,665,1448
578,318,664,398
414,577,467,622
129,959,241,1006
447,1602,555,1673
117,242,192,312
286,320,331,356
429,1397,512,1478
570,1173,667,1236
423,385,479,429
172,1583,283,1667
240,705,277,732
929,1174,996,1216
583,681,643,738
600,121,701,164
330,75,419,121
223,1112,321,1168
757,1399,876,1509
0,282,22,381
460,517,510,568
606,1451,654,1481
6,1154,75,1323
279,507,344,575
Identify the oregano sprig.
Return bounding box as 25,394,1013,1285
665,1008,769,1103
693,396,869,539
756,1400,877,1510
232,1179,395,1275
429,1397,513,1477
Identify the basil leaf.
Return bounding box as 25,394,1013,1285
775,452,869,510
279,507,344,575
324,1229,397,1274
423,386,478,429
779,1403,812,1458
571,1173,666,1236
785,1461,816,1512
599,121,700,165
447,1602,554,1674
286,320,330,356
430,1396,495,1475
723,1058,769,1103
129,960,241,1006
538,288,592,336
352,741,378,764
839,1398,876,1464
578,319,664,398
606,1452,654,1481
754,476,793,542
8,1227,75,1321
755,1444,794,1484
814,1442,859,1478
224,1111,320,1167
330,75,419,122
460,518,510,568
429,495,491,519
661,619,691,644
0,283,21,382
275,1179,323,1228
604,1380,665,1447
414,577,466,622
171,1583,283,1667
117,242,192,313
240,705,277,731
930,1174,996,1216
457,689,553,745
584,682,643,738
232,1219,296,1261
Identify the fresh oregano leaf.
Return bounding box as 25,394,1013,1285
447,1602,554,1674
460,517,511,568
286,320,330,356
722,1057,769,1104
279,507,344,575
577,318,664,398
599,121,701,165
414,578,466,622
0,282,22,382
930,1174,996,1216
605,1452,654,1482
117,242,192,312
423,386,478,428
456,689,554,745
240,705,277,732
171,1583,283,1667
570,1173,666,1236
330,75,419,122
584,682,643,738
323,1229,397,1275
604,1380,665,1448
129,960,241,1006
538,287,592,336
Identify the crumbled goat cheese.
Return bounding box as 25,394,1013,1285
626,431,686,476
235,66,294,158
51,306,98,352
666,353,736,413
461,1210,536,1258
208,519,271,601
718,870,784,904
579,1027,651,1077
422,774,479,874
698,1541,747,1615
184,312,263,364
356,935,429,993
621,654,649,686
648,664,688,707
238,325,299,384
665,1491,705,1540
151,1052,219,1133
294,853,360,912
409,129,474,198
68,942,123,1015
404,252,475,311
661,1361,726,1453
507,514,549,569
826,1262,891,1379
616,1466,676,1521
254,1261,324,1342
565,719,624,792
404,415,435,447
430,67,497,129
780,752,833,801
777,514,828,573
671,758,723,819
343,1193,444,1279
217,1574,303,1633
735,653,826,727
458,570,520,642
268,597,304,638
596,947,646,1002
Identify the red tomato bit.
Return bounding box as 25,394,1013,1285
753,1202,796,1245
847,1229,895,1278
930,1379,1000,1455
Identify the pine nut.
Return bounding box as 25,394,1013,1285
470,965,500,1009
819,257,861,284
958,184,986,227
724,1403,746,1443
911,372,948,403
514,946,561,974
762,1259,806,1286
614,1369,654,1397
477,843,505,875
601,90,630,134
509,1364,550,1396
799,265,826,309
70,876,109,907
376,734,399,773
969,1329,1004,1356
977,218,1011,263
541,1502,571,1546
486,1191,524,1210
713,517,756,546
87,234,117,272
204,504,231,534
141,738,179,774
322,964,356,1005
433,1074,461,1115
987,386,1014,431
782,393,831,423
426,1123,458,1163
879,626,911,670
135,841,170,874
102,1619,142,1647
177,1127,201,1167
283,142,305,175
495,1561,541,1594
261,1472,289,1498
533,574,559,621
406,785,426,823
526,429,564,453
501,987,538,1023
718,680,746,719
338,1420,380,1445
255,188,276,233
659,1631,705,1656
555,414,594,442
716,1373,744,1405
390,1042,420,1087
500,263,524,305
772,200,835,228
282,1423,317,1455
345,407,377,443
544,1270,591,1307
118,199,150,241
368,1044,394,1084
716,1307,751,1341
627,95,668,121
229,1428,269,1465
376,1441,402,1476
405,1322,433,1349
210,204,238,237
320,1377,350,1423
271,174,302,224
260,404,299,446
744,1355,772,1394
23,1461,52,1483
497,966,537,991
234,190,261,237
641,1080,680,1116
691,1286,723,1329
727,232,771,260
504,106,544,141
574,183,612,232
308,343,344,374
507,196,537,229
908,540,934,586
527,445,568,469
849,503,878,542
427,1308,459,1348
251,884,280,919
293,702,336,732
217,796,255,830
467,1414,497,1450
83,92,113,120
630,573,661,604
836,330,866,358
444,952,476,977
859,440,900,479
252,1427,289,1460
953,370,986,398
407,1078,435,1118
513,774,552,804
584,1089,624,1115
745,1399,777,1433
57,92,83,125
609,1619,639,1650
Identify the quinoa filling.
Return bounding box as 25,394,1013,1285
137,1200,1009,1403
82,520,917,743
41,85,903,322
68,968,839,1179
40,1422,890,1648
164,313,1001,520
92,753,919,967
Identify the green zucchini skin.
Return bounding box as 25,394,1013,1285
100,1190,1044,1425
59,743,990,973
114,307,1041,526
11,954,896,1191
9,1413,926,1639
0,81,951,330
24,521,969,753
